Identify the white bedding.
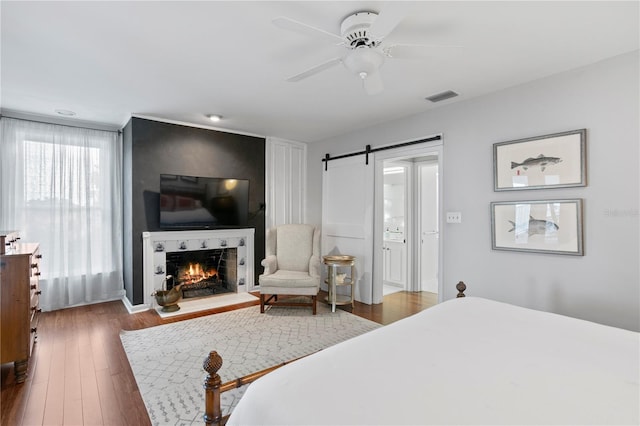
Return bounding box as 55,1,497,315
228,297,639,425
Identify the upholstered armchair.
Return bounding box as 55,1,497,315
259,224,321,314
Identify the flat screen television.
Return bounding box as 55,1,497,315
159,174,249,229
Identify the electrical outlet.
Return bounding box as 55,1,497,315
446,212,462,223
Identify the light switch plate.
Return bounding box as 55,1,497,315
446,212,462,223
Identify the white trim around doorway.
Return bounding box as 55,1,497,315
372,135,444,304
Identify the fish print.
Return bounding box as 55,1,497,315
510,154,562,172
508,215,559,236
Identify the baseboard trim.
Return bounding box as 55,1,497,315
41,292,126,312
122,295,151,314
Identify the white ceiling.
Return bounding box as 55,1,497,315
1,1,638,143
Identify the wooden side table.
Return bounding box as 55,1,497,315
322,255,355,313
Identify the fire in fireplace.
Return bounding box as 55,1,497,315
166,248,237,299
180,262,217,284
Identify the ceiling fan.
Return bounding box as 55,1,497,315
273,9,457,95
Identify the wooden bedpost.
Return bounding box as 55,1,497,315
456,281,466,298
203,351,223,426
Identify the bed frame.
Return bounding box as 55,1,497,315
201,281,468,425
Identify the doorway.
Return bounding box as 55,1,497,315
382,162,408,296
373,139,443,304
416,159,439,294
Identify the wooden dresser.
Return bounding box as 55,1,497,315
0,230,20,254
0,242,41,383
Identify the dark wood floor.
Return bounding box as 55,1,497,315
1,290,437,426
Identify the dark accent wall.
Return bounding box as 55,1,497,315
122,117,265,305
122,122,133,303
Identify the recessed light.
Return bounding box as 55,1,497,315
55,109,76,116
207,114,222,122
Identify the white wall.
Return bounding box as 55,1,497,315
307,51,639,331
265,137,307,229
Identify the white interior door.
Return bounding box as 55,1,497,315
382,162,408,289
418,162,439,293
322,155,374,304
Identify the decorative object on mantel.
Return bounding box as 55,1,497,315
491,199,584,256
152,275,183,312
493,129,587,191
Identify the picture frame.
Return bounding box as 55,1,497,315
491,199,584,256
493,129,586,191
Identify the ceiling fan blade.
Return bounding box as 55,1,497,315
273,16,344,45
286,57,343,82
368,4,414,40
385,44,464,59
363,71,384,95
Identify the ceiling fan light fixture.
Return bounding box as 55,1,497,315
275,8,434,95
343,47,385,79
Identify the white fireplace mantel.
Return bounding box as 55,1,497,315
141,228,255,310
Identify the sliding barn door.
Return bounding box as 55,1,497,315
322,155,374,304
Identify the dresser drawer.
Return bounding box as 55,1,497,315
30,290,40,317
29,287,40,356
29,311,39,355
0,230,20,255
30,249,41,278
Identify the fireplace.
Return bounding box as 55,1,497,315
141,229,255,311
166,248,237,298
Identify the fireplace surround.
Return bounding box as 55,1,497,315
142,229,255,310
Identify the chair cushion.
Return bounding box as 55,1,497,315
259,270,319,289
276,224,314,272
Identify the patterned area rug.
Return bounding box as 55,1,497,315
120,302,381,425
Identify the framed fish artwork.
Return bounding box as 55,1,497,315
491,199,584,255
493,129,586,191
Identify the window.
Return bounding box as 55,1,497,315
1,117,124,310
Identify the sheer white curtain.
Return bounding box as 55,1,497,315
0,117,124,311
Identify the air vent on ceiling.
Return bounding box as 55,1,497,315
425,90,459,103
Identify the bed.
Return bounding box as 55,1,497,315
204,289,639,425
